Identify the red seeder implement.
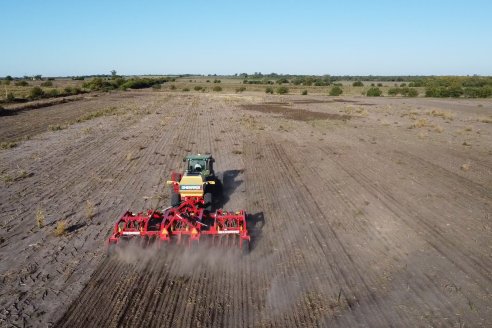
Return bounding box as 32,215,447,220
108,198,250,253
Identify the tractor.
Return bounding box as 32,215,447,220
167,154,221,211
107,154,250,254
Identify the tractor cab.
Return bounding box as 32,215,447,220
167,154,217,208
184,154,215,179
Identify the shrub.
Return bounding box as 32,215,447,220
29,86,45,99
276,86,289,95
15,81,29,87
170,84,176,90
276,78,289,85
366,87,382,97
406,88,418,97
6,92,15,101
400,83,407,87
152,84,161,90
377,83,383,87
352,81,364,87
464,87,492,98
47,89,59,97
212,86,222,92
235,86,246,93
182,88,190,92
194,85,203,91
40,81,53,87
301,90,308,95
213,79,221,83
63,86,82,95
408,80,424,87
329,86,343,96
388,88,399,96
265,87,274,94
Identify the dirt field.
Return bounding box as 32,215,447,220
0,90,491,327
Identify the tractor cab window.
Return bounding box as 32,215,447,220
188,159,208,173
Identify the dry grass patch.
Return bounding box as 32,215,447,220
75,106,118,123
48,124,67,131
478,117,492,124
461,163,471,171
409,118,429,129
36,209,45,228
54,220,67,236
85,200,95,222
428,110,454,120
434,125,444,133
0,141,18,149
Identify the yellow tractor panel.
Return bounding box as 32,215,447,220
179,175,205,197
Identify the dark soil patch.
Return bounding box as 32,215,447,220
241,103,351,121
291,99,333,104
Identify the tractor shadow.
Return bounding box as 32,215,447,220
216,169,243,209
247,212,265,251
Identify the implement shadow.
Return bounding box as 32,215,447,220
247,212,265,251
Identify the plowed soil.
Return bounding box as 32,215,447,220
0,91,491,327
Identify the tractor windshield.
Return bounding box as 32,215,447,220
188,159,208,173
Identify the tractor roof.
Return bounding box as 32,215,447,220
185,154,213,161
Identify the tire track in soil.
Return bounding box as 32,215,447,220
316,144,492,285
265,122,491,326
252,139,395,327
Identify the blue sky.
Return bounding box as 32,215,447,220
1,0,491,76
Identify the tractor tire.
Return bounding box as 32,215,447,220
171,192,180,207
204,192,213,212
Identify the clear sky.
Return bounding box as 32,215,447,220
1,0,491,76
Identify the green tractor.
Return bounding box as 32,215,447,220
167,154,221,211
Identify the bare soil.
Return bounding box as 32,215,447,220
0,91,491,327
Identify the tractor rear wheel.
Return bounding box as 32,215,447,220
171,192,180,207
